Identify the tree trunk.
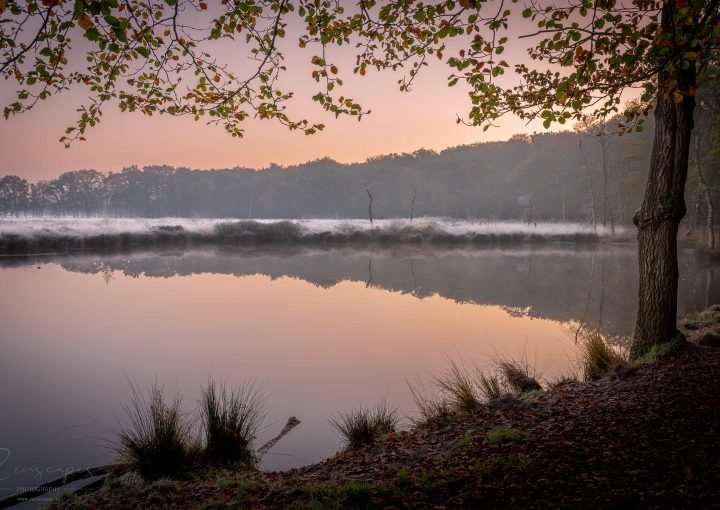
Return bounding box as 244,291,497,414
366,189,373,225
631,5,696,357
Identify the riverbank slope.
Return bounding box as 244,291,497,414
48,327,720,509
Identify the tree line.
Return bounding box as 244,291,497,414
1,109,718,226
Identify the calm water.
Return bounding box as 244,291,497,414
0,245,717,500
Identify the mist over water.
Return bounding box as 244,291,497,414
0,245,717,496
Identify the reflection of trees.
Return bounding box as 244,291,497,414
99,263,114,286
4,247,717,338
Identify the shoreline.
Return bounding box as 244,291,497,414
0,218,631,256
43,312,720,509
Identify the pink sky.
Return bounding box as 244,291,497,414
0,6,575,181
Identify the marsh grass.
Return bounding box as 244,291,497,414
407,378,453,423
329,400,399,448
580,329,628,381
497,359,542,394
433,358,481,412
545,375,578,391
476,372,503,401
114,381,197,481
200,379,266,465
408,356,516,423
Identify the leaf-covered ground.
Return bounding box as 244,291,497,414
50,342,720,509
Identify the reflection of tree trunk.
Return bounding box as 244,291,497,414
410,259,417,293
366,256,373,288
575,251,596,341
706,268,714,309
598,256,607,328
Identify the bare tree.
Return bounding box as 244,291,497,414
366,189,374,225
577,138,598,230
576,117,615,227
410,185,418,222
689,132,715,249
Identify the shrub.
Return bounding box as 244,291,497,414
497,359,542,394
214,220,303,243
201,379,266,465
581,330,628,381
407,378,452,423
433,358,480,411
476,372,503,401
114,382,196,481
329,401,399,448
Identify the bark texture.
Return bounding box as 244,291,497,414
632,2,696,358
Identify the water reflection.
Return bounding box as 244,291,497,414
4,245,715,338
0,245,717,499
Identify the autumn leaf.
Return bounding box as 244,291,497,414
78,13,93,31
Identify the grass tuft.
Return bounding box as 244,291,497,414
200,379,266,465
476,372,503,401
545,375,578,391
329,401,399,449
497,359,542,394
433,358,481,411
114,381,196,481
407,378,452,423
580,330,628,381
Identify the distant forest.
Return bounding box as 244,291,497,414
1,105,718,224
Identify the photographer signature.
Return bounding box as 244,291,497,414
0,448,92,482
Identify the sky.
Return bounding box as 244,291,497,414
0,3,561,181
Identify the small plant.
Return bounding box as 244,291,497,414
433,358,480,411
485,427,530,445
454,432,475,452
395,467,410,486
340,482,373,506
545,375,578,391
476,372,503,401
114,381,195,481
329,400,399,448
581,330,628,381
235,479,259,501
201,379,266,465
635,334,686,365
497,359,542,394
407,378,452,423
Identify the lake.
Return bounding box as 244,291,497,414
0,244,717,502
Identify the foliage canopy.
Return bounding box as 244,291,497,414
2,0,718,144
